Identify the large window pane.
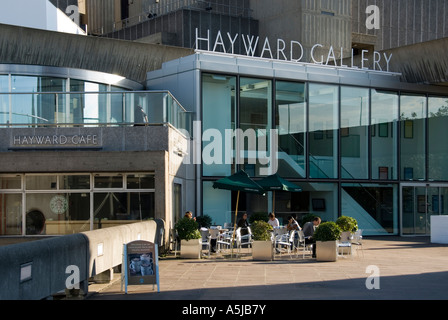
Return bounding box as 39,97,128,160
428,96,448,181
0,75,9,124
0,194,22,235
342,183,398,235
0,175,21,190
11,76,66,125
26,175,57,190
59,175,90,190
26,193,90,235
127,174,155,189
202,181,231,227
400,94,426,181
371,90,399,180
93,192,154,229
70,80,107,124
309,83,338,179
202,74,236,177
94,175,123,189
240,77,273,177
275,81,306,178
341,86,369,179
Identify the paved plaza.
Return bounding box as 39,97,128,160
87,236,448,301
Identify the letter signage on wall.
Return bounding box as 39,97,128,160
10,134,101,149
195,28,393,72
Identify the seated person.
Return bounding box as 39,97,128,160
302,217,321,258
286,215,301,231
268,212,280,228
237,213,250,236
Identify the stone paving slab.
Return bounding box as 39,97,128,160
87,237,448,301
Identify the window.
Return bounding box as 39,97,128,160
309,83,339,179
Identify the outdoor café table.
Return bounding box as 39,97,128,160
273,226,288,237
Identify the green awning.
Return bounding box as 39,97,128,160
257,174,302,192
212,170,265,194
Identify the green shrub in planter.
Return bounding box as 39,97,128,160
249,212,269,223
336,216,358,233
251,220,273,241
313,221,342,242
175,217,201,240
196,214,213,229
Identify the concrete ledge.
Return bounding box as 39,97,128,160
0,219,164,300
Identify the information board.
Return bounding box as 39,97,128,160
122,240,160,293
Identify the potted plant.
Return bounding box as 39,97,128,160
175,217,202,259
336,216,358,242
313,221,342,262
196,214,213,229
251,220,274,261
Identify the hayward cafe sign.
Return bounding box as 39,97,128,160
195,28,393,72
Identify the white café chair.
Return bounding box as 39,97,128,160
169,228,180,257
216,230,232,253
275,230,296,259
297,230,313,259
351,229,364,258
200,228,212,258
337,240,353,259
235,227,253,256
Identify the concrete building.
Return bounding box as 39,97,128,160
0,1,447,243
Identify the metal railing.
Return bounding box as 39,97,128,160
0,90,193,135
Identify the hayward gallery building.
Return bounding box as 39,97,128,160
0,29,447,241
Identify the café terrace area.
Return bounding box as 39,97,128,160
88,235,448,300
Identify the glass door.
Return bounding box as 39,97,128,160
401,184,448,236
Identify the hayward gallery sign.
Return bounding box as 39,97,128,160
195,28,393,72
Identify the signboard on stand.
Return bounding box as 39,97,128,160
122,240,160,293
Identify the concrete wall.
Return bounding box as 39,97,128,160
0,219,163,300
0,23,193,84
352,0,448,51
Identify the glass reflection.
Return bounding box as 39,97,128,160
371,90,399,180
239,77,272,177
400,94,426,181
341,86,369,179
275,81,306,178
428,96,448,181
202,74,237,176
308,83,338,179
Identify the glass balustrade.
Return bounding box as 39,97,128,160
0,91,193,135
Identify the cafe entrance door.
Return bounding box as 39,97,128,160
401,184,448,236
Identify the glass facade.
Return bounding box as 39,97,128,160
0,173,155,236
201,72,448,236
275,81,306,178
428,96,448,181
0,72,192,134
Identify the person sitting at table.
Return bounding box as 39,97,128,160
303,217,321,258
237,213,250,236
268,212,280,228
184,211,196,221
286,215,301,231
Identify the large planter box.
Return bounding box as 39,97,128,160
252,241,273,261
180,239,201,259
431,216,448,244
316,241,338,262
